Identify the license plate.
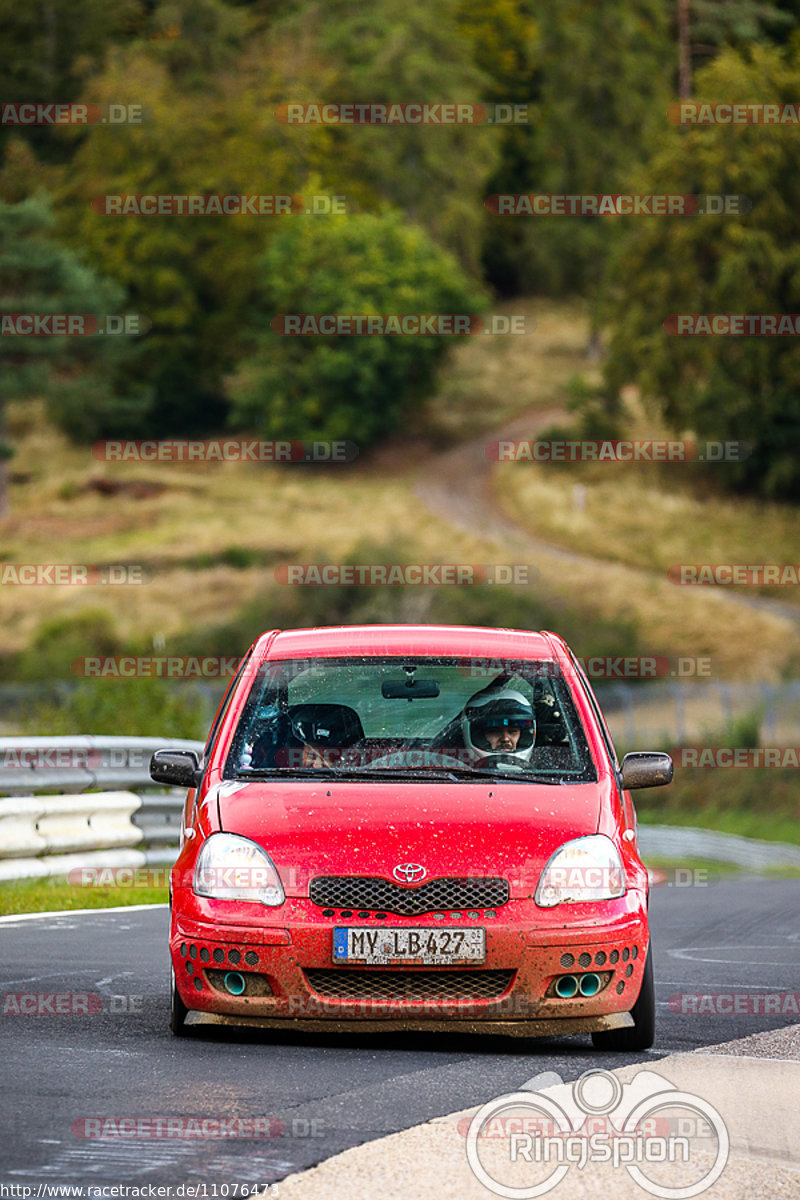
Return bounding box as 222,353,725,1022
333,926,485,964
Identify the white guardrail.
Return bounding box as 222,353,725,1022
2,736,800,883
0,736,204,882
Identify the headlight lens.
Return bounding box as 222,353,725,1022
535,835,626,907
194,833,285,906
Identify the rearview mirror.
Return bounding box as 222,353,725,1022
150,749,203,788
620,751,674,790
381,678,441,699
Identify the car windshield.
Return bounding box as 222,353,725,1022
223,655,597,782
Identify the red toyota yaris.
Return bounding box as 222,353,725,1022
151,625,672,1048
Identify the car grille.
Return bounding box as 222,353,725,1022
303,969,515,1002
309,876,509,915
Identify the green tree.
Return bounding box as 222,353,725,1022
0,194,151,513
278,0,501,276
602,43,800,498
676,0,796,96
226,211,487,444
53,0,275,436
54,0,499,436
484,0,674,296
0,0,146,164
456,0,542,295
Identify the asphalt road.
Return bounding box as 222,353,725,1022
1,877,798,1190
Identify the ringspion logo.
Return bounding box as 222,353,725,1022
465,1069,729,1198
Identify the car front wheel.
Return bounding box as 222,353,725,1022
170,961,189,1036
591,947,655,1052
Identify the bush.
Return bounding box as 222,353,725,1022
226,211,488,447
14,610,121,682
20,677,208,740
168,536,644,668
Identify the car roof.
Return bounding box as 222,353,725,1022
255,624,561,661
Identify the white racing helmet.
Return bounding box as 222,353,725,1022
461,686,536,762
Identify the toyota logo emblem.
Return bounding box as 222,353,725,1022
393,862,426,884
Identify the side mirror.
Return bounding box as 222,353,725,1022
620,751,673,790
150,749,203,788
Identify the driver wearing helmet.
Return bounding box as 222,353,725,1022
461,686,536,764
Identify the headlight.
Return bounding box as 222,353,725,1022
535,835,626,907
194,833,285,906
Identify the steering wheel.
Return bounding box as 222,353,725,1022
360,750,468,771
475,752,529,772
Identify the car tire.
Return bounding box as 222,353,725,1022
170,961,189,1036
591,947,655,1052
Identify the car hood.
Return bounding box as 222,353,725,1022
215,779,606,898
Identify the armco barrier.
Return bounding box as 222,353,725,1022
637,823,800,869
2,737,799,884
0,736,203,882
0,792,141,858
0,735,204,795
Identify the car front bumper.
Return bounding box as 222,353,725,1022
171,892,648,1036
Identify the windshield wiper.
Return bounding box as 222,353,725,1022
346,763,570,784
428,764,568,783
234,765,570,784
235,766,346,778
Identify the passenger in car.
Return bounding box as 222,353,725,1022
251,703,365,769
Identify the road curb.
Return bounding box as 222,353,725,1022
271,1030,800,1199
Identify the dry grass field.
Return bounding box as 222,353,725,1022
2,298,799,684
